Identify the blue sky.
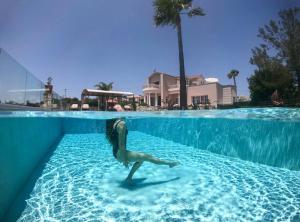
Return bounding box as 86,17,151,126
0,0,299,97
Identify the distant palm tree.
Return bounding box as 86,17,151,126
94,82,113,110
94,82,113,91
227,70,239,90
154,0,205,109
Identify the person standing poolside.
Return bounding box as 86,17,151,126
106,118,179,184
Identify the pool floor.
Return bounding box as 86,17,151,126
18,132,300,222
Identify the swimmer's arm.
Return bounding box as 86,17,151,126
117,122,128,167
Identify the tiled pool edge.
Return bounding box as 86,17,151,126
0,117,63,220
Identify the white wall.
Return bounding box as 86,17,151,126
223,87,234,104
187,83,218,106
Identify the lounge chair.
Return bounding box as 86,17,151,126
82,104,90,110
124,105,132,111
70,104,79,110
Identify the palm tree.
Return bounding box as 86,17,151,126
227,69,239,91
94,82,113,110
153,0,205,109
94,82,113,91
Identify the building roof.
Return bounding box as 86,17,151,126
187,75,205,79
149,71,205,80
148,72,174,79
81,89,134,97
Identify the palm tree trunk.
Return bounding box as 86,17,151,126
233,76,237,92
233,76,237,103
176,16,187,109
101,96,105,110
297,72,300,99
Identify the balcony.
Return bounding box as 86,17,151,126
168,84,179,94
143,84,160,92
168,84,179,89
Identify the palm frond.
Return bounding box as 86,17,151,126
228,69,239,79
153,0,178,27
178,0,192,7
95,82,113,90
107,82,113,90
153,0,205,26
232,69,239,77
187,7,205,17
178,0,192,10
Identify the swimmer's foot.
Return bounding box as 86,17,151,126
169,161,180,168
125,178,133,186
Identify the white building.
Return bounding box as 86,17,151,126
143,72,236,108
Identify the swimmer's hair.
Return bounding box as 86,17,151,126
105,118,121,145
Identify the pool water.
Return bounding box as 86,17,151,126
2,108,300,121
17,132,300,222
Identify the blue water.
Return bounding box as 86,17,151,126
17,132,300,221
1,108,300,221
1,108,300,121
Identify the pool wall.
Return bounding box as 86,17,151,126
128,117,300,170
62,118,105,134
57,117,300,170
0,117,63,220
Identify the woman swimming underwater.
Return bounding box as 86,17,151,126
106,118,179,184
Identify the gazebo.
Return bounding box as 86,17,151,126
81,89,135,111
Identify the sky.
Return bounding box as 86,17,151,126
0,0,299,98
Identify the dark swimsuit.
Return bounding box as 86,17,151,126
112,120,128,158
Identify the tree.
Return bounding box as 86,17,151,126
62,97,80,104
153,0,205,109
94,82,113,91
248,64,295,105
256,7,300,97
227,69,239,93
94,82,113,110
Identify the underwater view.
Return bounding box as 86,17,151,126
1,109,300,221
18,133,300,221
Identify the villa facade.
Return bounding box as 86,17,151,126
143,72,236,108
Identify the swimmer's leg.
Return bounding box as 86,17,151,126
126,161,143,184
126,151,179,168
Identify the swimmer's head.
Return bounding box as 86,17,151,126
105,118,125,145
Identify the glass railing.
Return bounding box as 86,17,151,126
0,48,62,109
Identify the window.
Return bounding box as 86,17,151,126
192,95,209,104
192,96,201,104
201,95,209,104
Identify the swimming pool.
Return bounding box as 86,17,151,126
0,108,300,221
